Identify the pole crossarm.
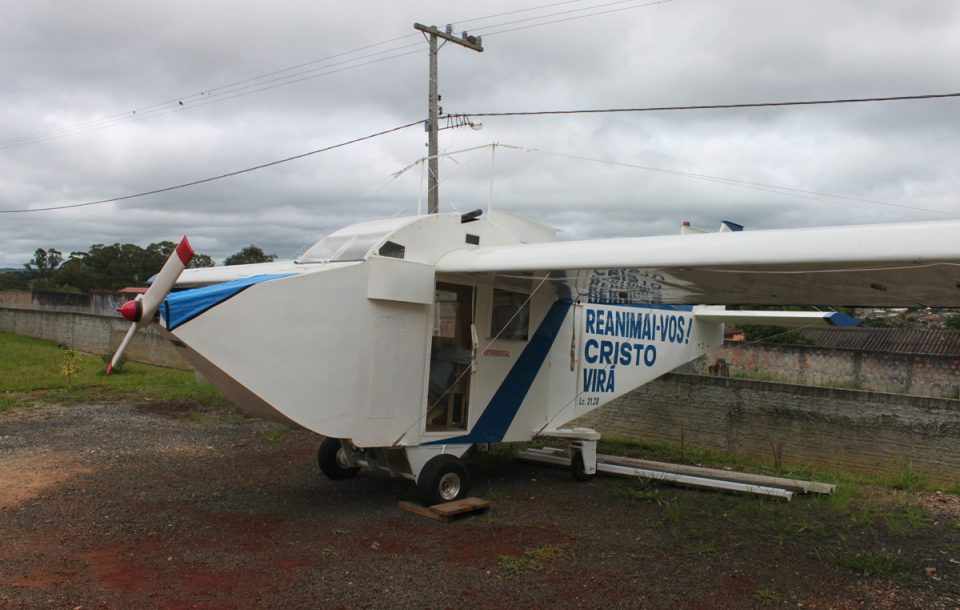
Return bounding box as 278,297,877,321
413,23,484,52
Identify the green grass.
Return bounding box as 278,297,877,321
591,434,953,563
611,480,666,505
882,504,933,535
882,463,929,492
0,331,225,409
753,586,784,605
262,428,288,444
595,435,950,495
497,544,566,576
836,550,909,578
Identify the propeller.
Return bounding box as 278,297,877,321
106,236,194,374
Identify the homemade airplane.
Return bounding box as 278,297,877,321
108,210,960,503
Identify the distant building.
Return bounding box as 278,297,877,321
117,287,148,299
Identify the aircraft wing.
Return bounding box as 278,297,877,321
169,260,315,288
436,220,960,306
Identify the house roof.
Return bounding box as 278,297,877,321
796,327,960,357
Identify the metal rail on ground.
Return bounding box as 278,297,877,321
517,447,835,500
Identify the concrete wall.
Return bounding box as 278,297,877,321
0,290,125,317
687,343,960,400
0,305,189,370
574,373,960,485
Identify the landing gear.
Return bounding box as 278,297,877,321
571,438,598,481
318,437,359,480
417,454,471,505
572,451,595,481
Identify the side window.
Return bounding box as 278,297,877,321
490,289,529,341
378,241,405,259
433,290,459,339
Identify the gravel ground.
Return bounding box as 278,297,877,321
1,401,958,609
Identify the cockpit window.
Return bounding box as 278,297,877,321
298,230,391,263
378,241,405,259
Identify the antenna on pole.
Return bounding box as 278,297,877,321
413,22,484,214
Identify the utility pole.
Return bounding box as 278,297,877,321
413,23,483,214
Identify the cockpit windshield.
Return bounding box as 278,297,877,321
297,230,390,263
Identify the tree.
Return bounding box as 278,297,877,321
739,325,813,345
35,240,217,292
188,253,215,268
24,248,63,278
946,315,960,331
0,270,29,290
224,245,276,266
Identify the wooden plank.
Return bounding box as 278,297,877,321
398,500,444,521
598,455,835,495
430,497,490,517
399,497,490,522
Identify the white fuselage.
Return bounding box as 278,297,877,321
164,211,722,457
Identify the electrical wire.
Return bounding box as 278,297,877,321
118,50,424,124
451,0,601,27
496,144,954,216
0,120,424,214
0,48,425,150
0,0,627,148
0,41,427,149
446,91,960,119
1,0,678,149
472,0,670,36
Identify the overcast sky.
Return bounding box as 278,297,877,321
1,0,957,267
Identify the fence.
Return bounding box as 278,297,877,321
0,305,188,370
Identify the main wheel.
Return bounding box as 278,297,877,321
572,451,596,481
318,437,359,480
417,455,470,505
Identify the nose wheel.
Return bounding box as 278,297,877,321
318,437,360,480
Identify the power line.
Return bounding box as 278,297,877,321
497,144,955,217
472,0,670,36
0,47,425,149
107,50,424,126
1,0,663,150
451,0,600,26
0,120,424,214
446,91,960,119
0,40,425,149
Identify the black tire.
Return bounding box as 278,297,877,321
572,451,596,481
417,455,470,505
318,437,359,480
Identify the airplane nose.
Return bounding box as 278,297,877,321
118,300,142,322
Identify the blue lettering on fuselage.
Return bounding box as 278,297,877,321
579,306,693,395
583,308,693,345
583,367,617,393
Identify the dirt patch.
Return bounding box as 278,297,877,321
0,451,91,509
918,491,960,520
133,400,203,418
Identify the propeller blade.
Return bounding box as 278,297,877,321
110,236,193,374
118,236,193,324
106,320,138,375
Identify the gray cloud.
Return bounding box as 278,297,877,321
1,0,958,267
